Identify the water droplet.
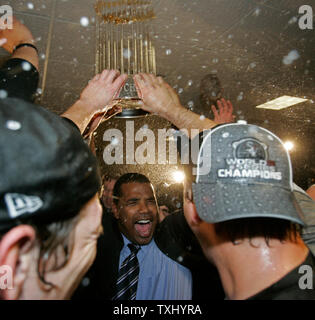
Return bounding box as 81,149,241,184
123,49,132,59
288,16,298,24
80,17,89,27
267,135,274,141
111,137,119,146
237,92,244,101
6,120,21,131
82,277,90,287
253,8,261,16
282,50,300,65
0,89,8,99
21,61,32,71
187,101,194,109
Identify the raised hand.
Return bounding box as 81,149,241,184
0,16,38,70
133,73,217,139
62,69,127,134
80,69,128,111
211,98,236,124
133,73,183,119
0,17,35,53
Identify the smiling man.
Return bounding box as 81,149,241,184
112,176,158,246
73,173,193,300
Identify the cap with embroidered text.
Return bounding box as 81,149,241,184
192,123,306,226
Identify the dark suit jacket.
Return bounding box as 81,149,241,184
72,208,224,300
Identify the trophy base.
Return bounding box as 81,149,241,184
114,98,149,118
116,108,148,118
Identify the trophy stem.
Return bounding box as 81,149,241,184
95,0,157,118
115,76,148,118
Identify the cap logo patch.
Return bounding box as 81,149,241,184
217,138,282,180
233,138,266,160
4,193,43,218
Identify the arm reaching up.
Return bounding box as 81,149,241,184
0,16,38,70
62,69,128,134
133,73,218,139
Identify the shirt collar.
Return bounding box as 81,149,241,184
121,234,155,255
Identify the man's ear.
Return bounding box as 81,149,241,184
111,203,119,219
0,225,36,300
183,197,202,227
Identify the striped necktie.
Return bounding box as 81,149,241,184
112,243,141,300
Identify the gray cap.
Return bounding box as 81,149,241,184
192,123,305,226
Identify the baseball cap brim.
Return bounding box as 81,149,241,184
193,182,305,226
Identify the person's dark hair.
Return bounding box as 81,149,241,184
214,218,301,246
0,216,78,288
35,217,79,286
199,73,223,107
113,173,151,205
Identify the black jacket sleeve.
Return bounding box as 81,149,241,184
0,58,39,102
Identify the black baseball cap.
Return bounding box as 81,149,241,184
0,98,101,231
191,122,306,226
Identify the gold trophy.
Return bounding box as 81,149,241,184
95,0,156,118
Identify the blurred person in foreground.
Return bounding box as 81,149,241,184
0,17,127,299
182,124,315,299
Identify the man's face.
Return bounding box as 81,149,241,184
113,182,158,245
158,205,170,223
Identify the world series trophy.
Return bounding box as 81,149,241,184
95,0,157,118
